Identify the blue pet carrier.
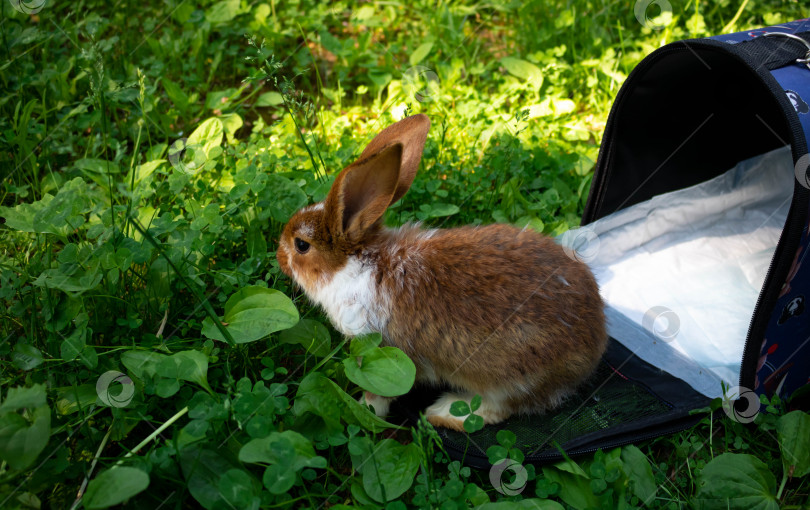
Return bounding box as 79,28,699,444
394,18,810,468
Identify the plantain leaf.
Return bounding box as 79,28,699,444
201,286,299,344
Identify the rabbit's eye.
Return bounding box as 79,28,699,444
294,238,310,254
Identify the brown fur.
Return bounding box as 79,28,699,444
355,223,606,414
277,114,608,427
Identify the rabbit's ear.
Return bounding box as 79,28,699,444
325,143,403,240
359,114,430,205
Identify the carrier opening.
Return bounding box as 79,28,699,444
578,41,802,401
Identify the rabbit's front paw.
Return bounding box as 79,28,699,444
360,391,392,417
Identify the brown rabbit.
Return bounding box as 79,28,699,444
277,114,607,431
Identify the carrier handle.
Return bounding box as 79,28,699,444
763,32,810,71
735,30,810,71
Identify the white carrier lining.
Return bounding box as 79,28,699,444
575,146,793,398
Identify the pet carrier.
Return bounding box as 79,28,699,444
393,18,810,468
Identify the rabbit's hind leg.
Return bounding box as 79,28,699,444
425,390,511,431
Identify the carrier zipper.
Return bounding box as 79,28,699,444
528,418,703,461
739,181,809,392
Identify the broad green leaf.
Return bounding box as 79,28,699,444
0,194,54,232
263,174,308,223
205,87,241,110
120,350,164,379
32,178,92,234
253,3,270,23
343,346,416,397
553,455,589,478
776,410,810,478
79,345,98,370
218,469,259,510
122,349,212,393
620,445,656,505
11,343,43,370
55,384,98,415
180,447,236,510
351,438,420,503
542,465,598,510
516,215,545,233
201,286,299,344
294,372,394,433
500,57,543,86
74,158,121,174
148,258,172,300
220,112,243,144
168,139,207,176
0,384,50,471
60,325,87,361
73,160,121,190
163,78,189,112
33,258,103,295
279,318,332,357
349,333,383,357
240,431,325,495
165,350,213,394
349,479,377,507
428,202,460,218
0,407,51,471
255,91,283,107
246,225,267,259
409,41,434,65
205,0,241,23
134,160,165,185
0,384,47,413
187,117,224,159
695,453,778,510
83,467,149,509
239,430,326,470
263,463,296,494
44,294,83,333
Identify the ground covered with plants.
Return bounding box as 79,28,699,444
1,0,809,508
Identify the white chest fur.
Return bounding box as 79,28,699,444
301,256,388,336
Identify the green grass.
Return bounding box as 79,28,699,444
1,0,809,508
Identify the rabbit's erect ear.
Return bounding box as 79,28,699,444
359,114,430,205
325,143,403,240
